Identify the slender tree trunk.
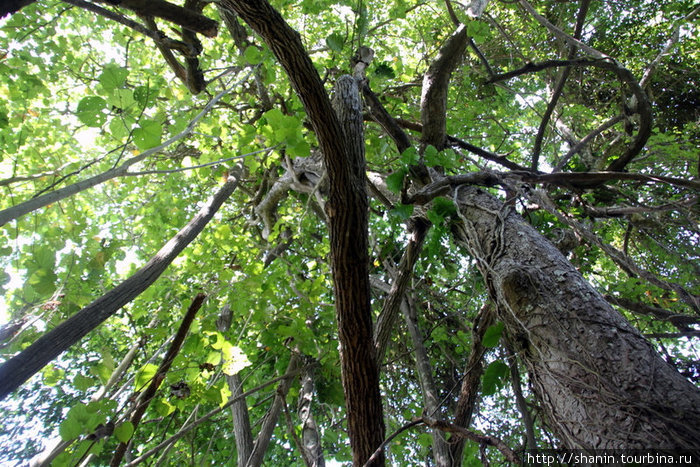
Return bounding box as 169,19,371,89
451,185,700,448
298,367,325,467
245,351,302,467
402,296,452,466
223,2,385,463
216,305,254,466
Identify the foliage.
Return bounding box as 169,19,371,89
1,0,698,465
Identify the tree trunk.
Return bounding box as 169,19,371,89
451,185,700,449
216,305,254,466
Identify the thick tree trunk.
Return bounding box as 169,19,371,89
451,185,700,449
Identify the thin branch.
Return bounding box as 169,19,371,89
125,147,275,176
514,171,700,191
61,0,198,57
639,5,700,88
0,162,244,400
0,69,246,227
374,216,430,364
531,0,591,170
93,0,218,37
123,365,305,466
605,295,700,331
552,114,625,171
518,0,608,59
489,57,652,171
110,293,206,467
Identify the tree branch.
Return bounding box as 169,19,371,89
110,293,206,467
420,24,468,150
0,70,243,227
531,0,591,170
0,163,244,400
93,0,218,37
374,216,430,364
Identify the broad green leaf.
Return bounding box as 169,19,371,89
99,64,129,92
244,46,262,65
482,361,509,396
58,415,82,441
482,322,504,348
386,169,407,193
73,374,95,391
133,119,162,149
76,96,107,127
114,422,134,443
400,146,419,165
135,363,159,390
390,203,414,220
326,33,345,52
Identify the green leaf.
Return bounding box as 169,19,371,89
133,119,162,150
244,46,262,65
482,322,504,348
135,363,159,390
386,168,407,193
423,145,439,166
390,203,414,220
73,374,95,391
400,146,419,165
58,415,82,441
114,422,134,443
482,361,509,395
326,33,345,52
76,96,107,127
98,64,129,92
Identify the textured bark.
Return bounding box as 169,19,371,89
329,75,386,466
451,185,700,449
221,4,386,461
0,166,243,400
420,24,468,150
95,0,218,37
298,367,325,467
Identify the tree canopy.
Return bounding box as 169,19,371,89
0,0,698,465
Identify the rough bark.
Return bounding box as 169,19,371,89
420,24,468,150
0,165,243,400
220,3,386,462
298,367,325,467
451,185,700,449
